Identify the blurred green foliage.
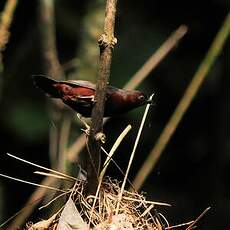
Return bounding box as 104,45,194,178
3,101,49,142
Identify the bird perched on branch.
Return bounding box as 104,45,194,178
32,75,153,118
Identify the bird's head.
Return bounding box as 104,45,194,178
126,90,153,108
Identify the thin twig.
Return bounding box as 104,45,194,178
87,0,118,195
132,13,230,190
122,196,170,207
165,221,194,229
116,94,154,214
33,171,72,181
7,153,76,181
100,125,132,179
39,191,71,210
0,173,65,192
186,207,211,230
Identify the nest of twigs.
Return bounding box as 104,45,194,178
26,177,170,230
25,174,210,230
75,178,169,229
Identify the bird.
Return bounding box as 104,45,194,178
32,75,153,118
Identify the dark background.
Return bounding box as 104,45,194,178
0,0,230,229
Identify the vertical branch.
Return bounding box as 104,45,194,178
87,0,118,194
39,0,63,78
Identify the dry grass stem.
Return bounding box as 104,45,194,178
33,171,72,181
39,191,71,210
165,221,194,229
100,125,132,179
0,173,66,193
185,207,211,230
7,152,76,181
122,196,170,207
116,94,154,214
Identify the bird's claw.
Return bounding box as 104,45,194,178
77,113,91,136
95,132,106,144
81,126,90,136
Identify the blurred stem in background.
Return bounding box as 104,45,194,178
9,1,70,228
69,0,104,81
132,13,230,191
0,0,18,100
40,0,63,78
39,0,72,175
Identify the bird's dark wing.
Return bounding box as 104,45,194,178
33,75,97,97
32,75,60,98
59,80,96,90
59,79,120,93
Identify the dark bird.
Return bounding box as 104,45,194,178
32,75,152,117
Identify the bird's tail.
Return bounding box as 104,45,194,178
32,75,60,98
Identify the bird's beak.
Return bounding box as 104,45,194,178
147,93,154,105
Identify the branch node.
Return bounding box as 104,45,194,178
98,33,117,49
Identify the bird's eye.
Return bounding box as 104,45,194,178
138,95,145,100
